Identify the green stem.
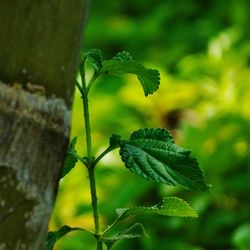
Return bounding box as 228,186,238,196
73,151,88,166
80,57,103,249
82,91,102,247
79,56,92,159
107,244,114,250
103,217,120,235
75,80,83,95
82,92,92,158
92,145,119,168
88,167,101,234
97,240,104,250
86,71,99,93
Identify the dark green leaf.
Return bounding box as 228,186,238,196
116,197,198,223
109,134,122,148
79,49,103,77
101,51,160,96
85,49,103,71
120,128,209,191
45,225,90,250
61,137,78,178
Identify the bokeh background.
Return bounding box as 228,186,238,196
50,0,250,249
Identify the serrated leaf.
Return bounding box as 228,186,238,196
116,197,198,223
103,223,147,247
61,137,78,178
45,225,90,250
101,51,160,96
120,128,208,191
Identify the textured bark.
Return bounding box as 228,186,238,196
0,1,89,249
0,82,70,249
0,0,89,106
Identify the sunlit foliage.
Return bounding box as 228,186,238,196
50,0,250,249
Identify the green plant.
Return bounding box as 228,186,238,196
46,49,209,250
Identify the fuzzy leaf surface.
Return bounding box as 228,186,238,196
116,197,198,223
120,128,208,191
101,51,160,96
61,137,78,178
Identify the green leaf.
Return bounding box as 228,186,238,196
109,134,122,148
61,137,78,178
101,51,160,96
70,136,77,147
85,49,103,71
79,49,103,77
120,128,209,191
116,197,198,223
45,225,91,250
103,223,147,247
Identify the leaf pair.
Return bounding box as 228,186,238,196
45,224,144,250
63,128,209,192
45,197,197,250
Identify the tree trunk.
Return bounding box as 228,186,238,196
0,1,89,249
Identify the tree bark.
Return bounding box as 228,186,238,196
0,1,89,249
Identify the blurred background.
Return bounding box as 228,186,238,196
50,0,250,249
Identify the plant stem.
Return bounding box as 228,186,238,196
86,71,99,93
81,79,102,249
82,92,92,158
107,244,114,250
88,167,101,234
80,58,103,249
80,57,92,159
97,240,104,250
83,97,102,249
103,217,120,235
92,145,119,168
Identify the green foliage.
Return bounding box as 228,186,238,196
102,51,160,96
48,49,207,249
45,226,89,250
61,137,78,178
109,134,122,148
115,197,198,221
85,49,103,72
50,1,250,249
119,128,208,191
